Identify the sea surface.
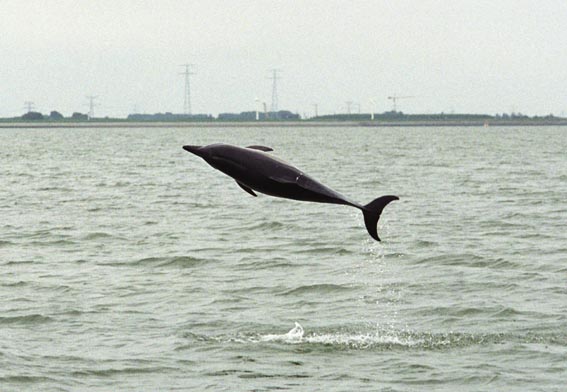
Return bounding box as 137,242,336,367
0,126,566,391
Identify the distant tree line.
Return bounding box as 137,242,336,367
493,112,557,120
310,111,561,122
127,110,300,121
6,109,562,122
312,111,494,121
20,111,90,121
16,110,300,122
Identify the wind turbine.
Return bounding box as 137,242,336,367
254,98,260,120
369,98,377,120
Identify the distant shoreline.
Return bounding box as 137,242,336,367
1,119,567,128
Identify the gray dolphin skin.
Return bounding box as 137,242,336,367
183,143,398,241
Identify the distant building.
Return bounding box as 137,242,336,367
127,113,213,121
217,110,300,121
71,112,88,120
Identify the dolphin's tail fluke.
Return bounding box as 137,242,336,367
361,195,399,241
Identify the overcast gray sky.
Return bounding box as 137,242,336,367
1,0,566,117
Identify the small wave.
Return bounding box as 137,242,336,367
244,221,286,230
468,257,519,269
415,240,437,248
71,366,174,377
490,307,523,318
2,281,27,287
0,375,55,383
415,254,482,266
82,232,116,240
144,221,158,226
112,181,131,187
236,257,296,271
479,219,526,229
279,283,355,296
84,232,112,239
415,254,518,270
27,229,56,238
29,239,76,247
36,186,72,192
295,246,354,255
4,260,36,266
133,255,208,268
238,372,309,379
0,314,53,325
204,369,309,379
0,240,14,247
416,305,529,319
57,309,85,316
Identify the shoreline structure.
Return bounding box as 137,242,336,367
1,119,567,128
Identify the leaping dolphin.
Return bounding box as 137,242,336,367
182,143,398,241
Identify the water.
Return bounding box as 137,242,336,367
1,126,565,391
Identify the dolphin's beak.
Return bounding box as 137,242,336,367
183,145,203,157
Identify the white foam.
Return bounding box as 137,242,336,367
261,322,304,343
257,322,421,348
303,332,421,348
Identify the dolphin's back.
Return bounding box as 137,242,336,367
207,144,355,205
207,144,298,180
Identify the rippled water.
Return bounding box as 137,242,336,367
1,126,566,391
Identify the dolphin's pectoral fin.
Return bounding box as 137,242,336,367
236,181,257,197
246,145,273,152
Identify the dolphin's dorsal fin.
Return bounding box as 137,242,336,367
236,181,257,197
246,145,273,152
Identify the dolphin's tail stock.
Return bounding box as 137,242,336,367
361,195,399,241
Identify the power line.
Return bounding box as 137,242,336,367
180,64,195,114
387,95,414,112
268,69,281,116
86,95,98,119
23,101,35,113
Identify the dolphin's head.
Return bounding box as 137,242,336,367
183,145,207,158
183,143,230,160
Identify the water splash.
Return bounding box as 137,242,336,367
261,322,305,343
256,323,419,349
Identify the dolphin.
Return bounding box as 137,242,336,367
182,143,398,241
